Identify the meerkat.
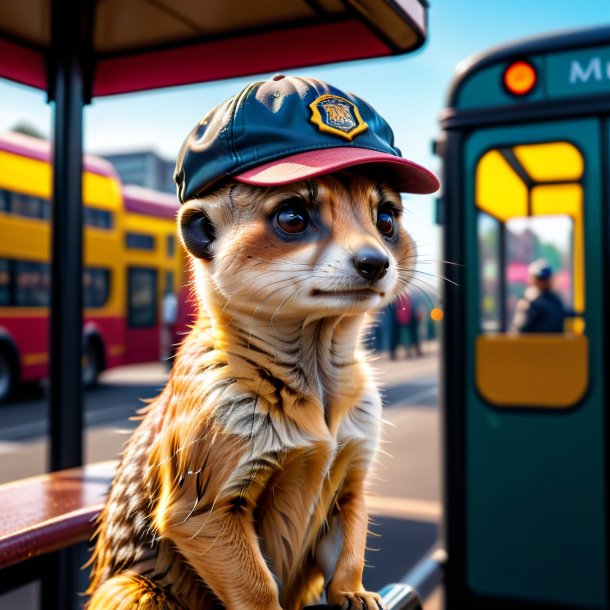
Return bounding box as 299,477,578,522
87,76,438,610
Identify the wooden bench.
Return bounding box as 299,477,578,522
0,461,115,571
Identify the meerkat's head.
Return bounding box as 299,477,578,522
174,75,438,321
179,174,413,319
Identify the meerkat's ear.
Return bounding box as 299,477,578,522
180,208,216,260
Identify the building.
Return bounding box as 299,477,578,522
101,150,176,194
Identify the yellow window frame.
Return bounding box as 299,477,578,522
475,141,587,409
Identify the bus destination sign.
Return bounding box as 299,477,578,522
547,46,610,98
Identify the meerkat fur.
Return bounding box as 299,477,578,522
87,172,416,610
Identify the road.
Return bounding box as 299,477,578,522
0,342,443,609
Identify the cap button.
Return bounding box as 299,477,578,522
271,74,286,81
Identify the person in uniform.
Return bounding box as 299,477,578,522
512,259,566,333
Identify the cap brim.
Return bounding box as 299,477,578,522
233,147,439,194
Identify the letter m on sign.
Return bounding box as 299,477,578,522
570,57,602,84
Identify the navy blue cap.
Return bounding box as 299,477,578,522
528,259,553,280
174,75,439,202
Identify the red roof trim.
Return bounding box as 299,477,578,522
93,19,390,97
0,38,46,91
122,184,179,219
0,132,118,178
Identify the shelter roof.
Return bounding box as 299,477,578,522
0,0,429,97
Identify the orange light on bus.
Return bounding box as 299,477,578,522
503,60,537,96
430,307,444,322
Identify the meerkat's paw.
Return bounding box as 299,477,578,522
327,589,386,610
87,572,187,610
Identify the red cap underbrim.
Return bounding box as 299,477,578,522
233,147,439,194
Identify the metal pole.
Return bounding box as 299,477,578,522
49,0,85,472
45,2,89,606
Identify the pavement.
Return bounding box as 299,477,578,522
369,344,444,610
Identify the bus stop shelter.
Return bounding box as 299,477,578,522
0,0,430,473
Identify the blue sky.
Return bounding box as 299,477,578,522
1,1,608,282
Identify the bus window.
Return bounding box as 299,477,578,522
3,261,112,309
84,268,111,309
84,207,114,229
8,191,50,219
165,271,174,294
0,260,9,305
128,268,157,328
14,261,51,307
505,215,573,329
126,232,155,250
0,190,8,212
166,235,175,258
478,213,502,332
475,140,587,408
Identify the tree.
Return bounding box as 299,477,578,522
9,122,47,140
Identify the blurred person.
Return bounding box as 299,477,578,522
406,293,423,357
389,298,402,359
391,293,422,358
161,288,178,367
511,259,566,333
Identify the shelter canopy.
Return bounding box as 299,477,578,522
0,0,428,98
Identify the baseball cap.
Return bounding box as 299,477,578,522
174,75,439,202
528,259,553,280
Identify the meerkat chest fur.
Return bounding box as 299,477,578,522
153,308,383,598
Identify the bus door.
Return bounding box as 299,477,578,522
125,266,159,363
462,118,606,607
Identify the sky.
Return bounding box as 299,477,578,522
1,0,609,287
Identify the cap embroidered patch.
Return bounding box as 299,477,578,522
309,94,368,141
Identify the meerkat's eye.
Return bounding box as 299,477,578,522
377,204,399,241
273,200,310,235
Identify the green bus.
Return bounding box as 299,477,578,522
438,26,610,610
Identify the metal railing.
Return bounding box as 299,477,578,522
306,547,447,610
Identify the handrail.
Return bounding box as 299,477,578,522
305,547,447,610
306,584,424,610
372,547,446,610
399,547,447,600
305,585,423,610
0,461,114,570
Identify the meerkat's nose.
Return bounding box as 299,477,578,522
353,247,390,281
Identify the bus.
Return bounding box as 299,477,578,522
437,26,610,610
0,132,190,402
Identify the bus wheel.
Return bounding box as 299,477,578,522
82,340,101,389
0,347,16,403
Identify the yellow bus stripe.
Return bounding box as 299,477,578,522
0,309,48,318
22,353,48,366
